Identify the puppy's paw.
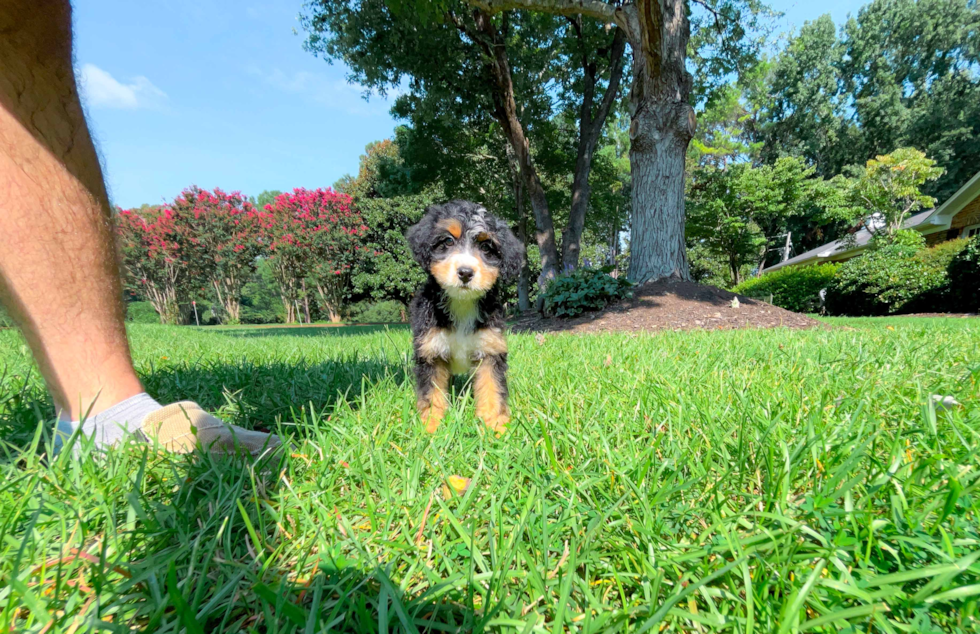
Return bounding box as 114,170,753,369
420,405,445,434
480,412,510,435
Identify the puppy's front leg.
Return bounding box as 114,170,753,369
416,358,451,433
474,354,509,433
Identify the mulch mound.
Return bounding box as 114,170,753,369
511,278,822,334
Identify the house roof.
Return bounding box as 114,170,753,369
766,168,980,272
766,210,934,272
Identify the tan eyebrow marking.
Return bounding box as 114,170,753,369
438,219,463,239
475,232,497,244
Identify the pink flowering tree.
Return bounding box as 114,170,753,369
115,205,189,325
172,186,266,324
264,188,365,323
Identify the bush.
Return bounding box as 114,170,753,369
825,238,969,316
733,263,838,313
948,235,980,312
542,267,633,318
345,300,407,323
0,304,13,328
126,301,161,324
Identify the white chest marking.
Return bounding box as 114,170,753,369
446,297,480,374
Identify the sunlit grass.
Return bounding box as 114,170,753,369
1,317,978,632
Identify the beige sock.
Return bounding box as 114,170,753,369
140,401,281,456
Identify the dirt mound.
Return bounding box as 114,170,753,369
511,278,822,334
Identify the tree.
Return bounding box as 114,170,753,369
351,194,434,312
115,206,190,325
686,156,852,286
262,188,365,323
761,0,980,200
460,0,765,284
849,147,944,239
171,186,265,324
303,3,564,286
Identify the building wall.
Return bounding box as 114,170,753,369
951,196,980,234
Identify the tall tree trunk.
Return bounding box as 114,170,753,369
517,186,531,312
467,0,696,284
561,26,627,271
301,278,312,323
471,11,560,288
504,134,532,312
622,0,695,283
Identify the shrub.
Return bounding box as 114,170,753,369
126,301,161,324
948,235,980,312
542,267,633,318
825,238,969,316
345,300,406,323
733,263,838,313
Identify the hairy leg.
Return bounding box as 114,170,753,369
0,0,142,420
474,354,510,433
416,359,450,433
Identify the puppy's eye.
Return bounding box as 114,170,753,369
435,237,455,250
478,241,498,256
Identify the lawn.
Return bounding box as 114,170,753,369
1,317,978,632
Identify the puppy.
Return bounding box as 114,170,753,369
406,200,525,433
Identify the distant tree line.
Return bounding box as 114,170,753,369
117,187,367,325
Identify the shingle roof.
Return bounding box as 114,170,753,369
765,209,935,272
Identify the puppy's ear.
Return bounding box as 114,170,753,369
406,206,440,268
491,216,525,281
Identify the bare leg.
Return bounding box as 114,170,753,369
0,0,143,420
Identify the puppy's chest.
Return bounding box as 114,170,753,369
444,325,481,374
422,301,483,374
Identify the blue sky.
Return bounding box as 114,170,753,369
74,0,860,208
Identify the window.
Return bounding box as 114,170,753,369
964,223,980,239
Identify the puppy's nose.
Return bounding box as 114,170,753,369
457,267,474,284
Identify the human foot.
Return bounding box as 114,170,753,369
55,396,280,457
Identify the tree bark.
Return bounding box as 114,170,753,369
621,0,695,283
466,0,697,285
471,11,560,288
561,25,627,271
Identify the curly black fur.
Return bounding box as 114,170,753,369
406,200,525,430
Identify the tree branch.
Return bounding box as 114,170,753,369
466,0,627,30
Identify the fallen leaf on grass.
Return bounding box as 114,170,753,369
442,475,471,499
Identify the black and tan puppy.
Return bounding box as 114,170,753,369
406,200,525,433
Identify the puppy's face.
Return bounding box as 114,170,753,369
408,201,524,301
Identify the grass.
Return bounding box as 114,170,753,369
0,317,979,632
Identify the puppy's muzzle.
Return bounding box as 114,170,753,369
457,267,474,284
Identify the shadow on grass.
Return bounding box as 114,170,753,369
213,324,409,338
0,355,408,450
162,450,494,632
10,439,492,632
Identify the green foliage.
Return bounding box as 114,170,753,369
733,263,839,313
761,0,980,201
826,238,969,315
126,301,161,324
350,192,433,306
239,259,285,324
3,320,980,631
948,235,980,312
541,266,633,317
0,304,12,329
850,147,944,238
344,300,407,323
687,156,851,285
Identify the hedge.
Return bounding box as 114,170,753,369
825,237,970,316
733,263,838,313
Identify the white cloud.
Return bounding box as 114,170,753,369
78,63,167,110
248,66,398,117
